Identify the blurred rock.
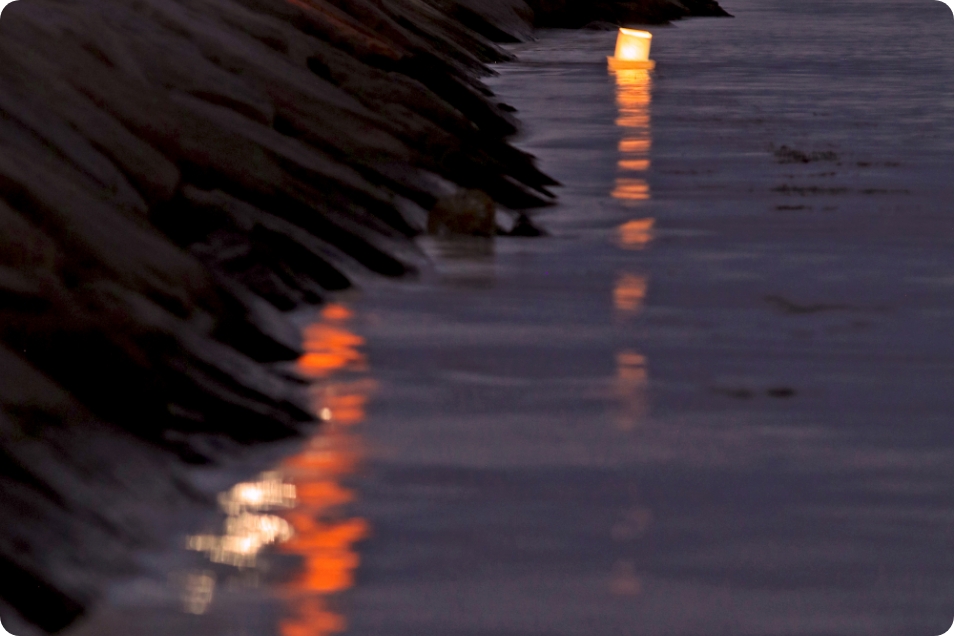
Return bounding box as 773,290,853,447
528,0,730,27
424,0,535,42
506,212,546,236
428,189,497,236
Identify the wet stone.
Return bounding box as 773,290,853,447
427,188,497,237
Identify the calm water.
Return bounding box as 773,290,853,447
64,0,954,634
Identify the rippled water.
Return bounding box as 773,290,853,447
344,1,954,633
65,0,954,634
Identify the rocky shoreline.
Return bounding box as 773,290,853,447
0,0,726,631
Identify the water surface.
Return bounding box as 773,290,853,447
345,1,954,634
64,1,954,634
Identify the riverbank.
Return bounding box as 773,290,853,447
0,0,729,631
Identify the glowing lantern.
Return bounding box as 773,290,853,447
607,28,655,70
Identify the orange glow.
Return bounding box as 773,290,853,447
281,516,369,593
616,114,650,128
612,68,652,204
295,302,366,379
608,29,655,70
294,481,356,508
616,350,649,430
615,28,652,60
617,351,648,383
297,329,365,379
614,273,648,313
610,59,653,431
278,303,374,636
619,139,650,153
615,79,651,108
186,303,372,630
318,390,370,426
280,599,346,636
618,159,650,172
618,218,655,250
281,435,360,475
321,304,354,321
614,70,652,111
612,178,650,201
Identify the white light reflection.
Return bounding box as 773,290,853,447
187,471,297,568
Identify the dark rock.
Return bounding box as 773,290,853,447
208,274,305,363
527,0,729,28
423,0,535,42
0,144,213,318
0,266,47,311
0,345,202,633
680,0,732,17
0,41,183,208
177,186,358,290
582,20,620,29
428,189,497,236
506,212,547,236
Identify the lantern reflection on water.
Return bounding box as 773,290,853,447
615,351,649,431
613,273,648,314
280,303,374,636
611,67,652,205
610,46,654,431
607,28,655,70
185,303,372,636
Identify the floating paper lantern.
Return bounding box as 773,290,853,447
607,28,655,70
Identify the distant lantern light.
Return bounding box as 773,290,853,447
607,28,655,70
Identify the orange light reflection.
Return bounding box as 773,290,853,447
618,218,655,250
611,66,653,432
619,139,651,154
278,303,374,636
616,350,649,430
611,67,655,239
614,273,648,314
612,179,650,201
618,159,651,172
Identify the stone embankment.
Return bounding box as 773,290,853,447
0,0,726,630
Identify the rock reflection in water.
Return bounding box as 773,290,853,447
420,235,497,288
183,303,372,636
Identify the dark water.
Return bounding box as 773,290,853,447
344,1,954,633
63,1,954,635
